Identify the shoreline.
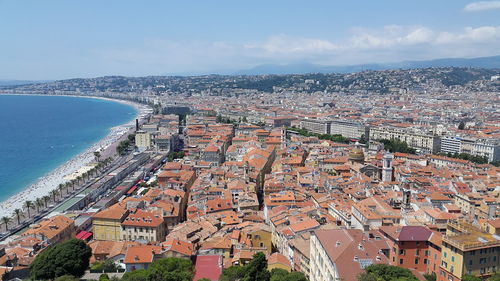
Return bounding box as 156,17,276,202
0,94,152,217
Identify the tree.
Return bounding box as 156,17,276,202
24,200,33,218
94,151,101,162
54,275,80,281
270,269,307,281
58,183,65,194
99,273,110,281
51,189,59,202
13,208,22,225
219,266,245,281
58,184,65,197
120,258,193,281
30,238,92,280
71,179,77,191
147,257,194,281
1,216,11,231
35,198,44,213
43,195,50,207
462,275,481,281
489,273,500,281
379,138,417,154
358,264,419,281
242,252,271,281
122,269,148,281
92,259,118,273
423,273,436,281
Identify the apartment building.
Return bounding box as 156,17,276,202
380,226,442,276
370,126,441,154
310,229,389,281
441,136,500,162
300,119,368,139
300,119,331,135
330,120,368,139
438,220,500,281
135,130,152,151
121,209,165,243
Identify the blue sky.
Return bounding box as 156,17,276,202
1,0,500,79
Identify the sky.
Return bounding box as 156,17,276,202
1,0,500,80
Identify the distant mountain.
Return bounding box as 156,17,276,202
234,55,500,75
0,80,51,86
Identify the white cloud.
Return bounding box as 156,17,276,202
464,1,500,12
96,25,500,74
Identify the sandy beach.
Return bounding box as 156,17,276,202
0,95,152,217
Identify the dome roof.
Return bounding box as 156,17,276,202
349,147,365,161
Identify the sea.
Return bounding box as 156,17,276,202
0,95,137,202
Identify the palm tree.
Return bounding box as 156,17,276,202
94,151,101,162
51,189,58,202
35,198,43,213
58,184,65,197
76,175,82,184
65,182,71,193
70,179,77,191
13,209,22,225
1,216,11,231
43,195,50,207
24,200,33,218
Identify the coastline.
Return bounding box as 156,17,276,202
0,94,152,217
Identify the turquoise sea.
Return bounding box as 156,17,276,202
0,95,137,202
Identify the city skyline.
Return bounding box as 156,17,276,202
1,0,500,80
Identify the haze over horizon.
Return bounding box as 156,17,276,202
1,0,500,80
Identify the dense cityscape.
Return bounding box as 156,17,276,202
0,66,498,281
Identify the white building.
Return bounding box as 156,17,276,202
440,136,500,162
440,136,462,154
370,126,441,154
310,229,389,281
135,130,152,151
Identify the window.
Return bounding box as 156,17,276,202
469,260,473,266
400,259,404,265
400,249,406,255
451,256,455,262
424,259,428,265
415,258,419,264
444,252,447,258
416,249,420,256
481,268,486,274
480,258,487,264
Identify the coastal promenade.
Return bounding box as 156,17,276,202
0,95,152,240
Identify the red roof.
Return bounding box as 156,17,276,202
398,226,433,241
75,231,93,240
193,255,222,281
127,185,138,195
